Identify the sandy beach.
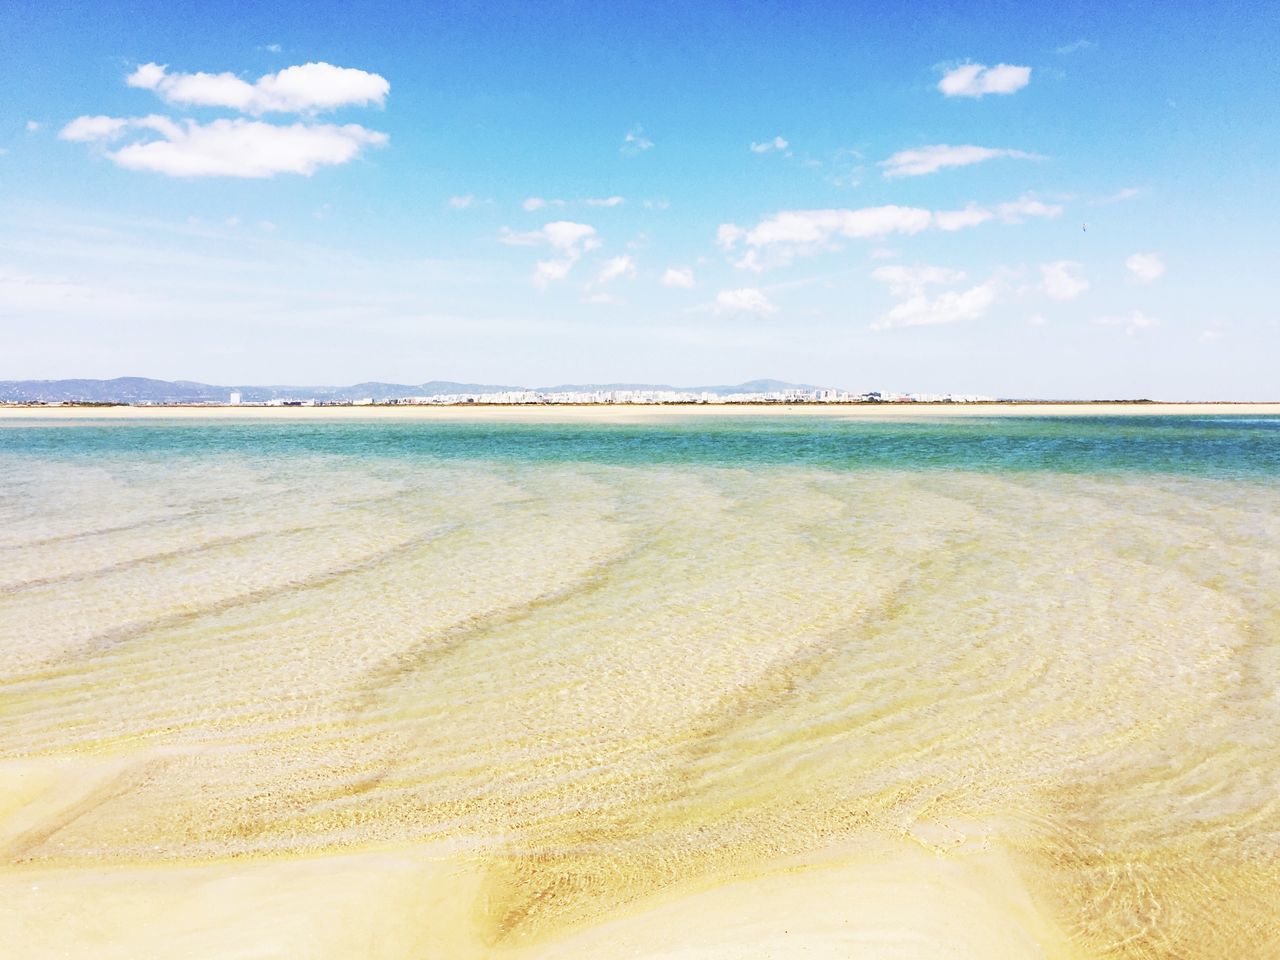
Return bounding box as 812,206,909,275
2,401,1278,423
3,412,1277,959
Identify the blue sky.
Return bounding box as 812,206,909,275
2,0,1277,397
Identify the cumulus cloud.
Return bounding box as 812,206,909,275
880,143,1041,179
729,205,933,269
500,220,600,287
596,255,636,284
662,266,695,288
870,264,998,330
715,287,776,315
501,221,599,252
938,62,1031,98
1125,252,1165,283
447,195,475,209
1094,311,1159,334
126,61,389,115
622,126,654,154
59,115,132,142
750,136,789,154
63,117,387,177
1040,260,1088,301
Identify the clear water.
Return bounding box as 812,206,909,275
2,414,1278,958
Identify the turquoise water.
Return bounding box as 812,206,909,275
4,415,1279,477
2,413,1279,959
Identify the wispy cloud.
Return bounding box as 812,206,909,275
126,61,390,115
1040,260,1088,300
1091,187,1143,205
871,265,999,330
750,136,789,154
661,266,695,288
880,144,1041,179
715,287,776,315
1055,39,1095,55
1094,311,1159,334
500,221,600,288
595,254,636,285
622,126,654,155
60,115,388,178
447,195,475,209
584,196,625,207
720,197,1060,270
938,62,1031,98
1125,252,1165,283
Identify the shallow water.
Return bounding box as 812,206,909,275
2,415,1278,958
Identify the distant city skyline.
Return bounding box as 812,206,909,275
2,1,1277,399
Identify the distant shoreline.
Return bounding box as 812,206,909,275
2,401,1278,421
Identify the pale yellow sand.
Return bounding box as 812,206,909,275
1,401,1278,422
3,418,1278,959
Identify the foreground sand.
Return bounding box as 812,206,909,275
1,401,1278,423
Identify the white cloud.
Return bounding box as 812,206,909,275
716,224,745,250
721,205,929,270
995,196,1063,222
880,144,1040,179
59,115,132,142
70,117,387,178
938,63,1031,98
534,259,574,288
522,197,547,211
265,43,283,53
584,196,624,207
1029,314,1048,326
1040,260,1088,301
720,196,1061,271
500,221,599,253
1056,39,1095,55
933,203,995,231
750,136,789,154
25,120,41,133
870,264,998,330
500,221,600,287
1125,252,1165,283
875,281,1000,330
661,266,695,288
1091,187,1142,205
715,287,776,315
622,127,653,154
596,255,636,284
871,264,968,297
126,61,389,115
447,195,475,209
1093,311,1159,334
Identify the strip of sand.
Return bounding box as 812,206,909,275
1,401,1277,423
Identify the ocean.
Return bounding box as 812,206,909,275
2,412,1278,959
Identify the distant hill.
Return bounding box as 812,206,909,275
0,377,835,404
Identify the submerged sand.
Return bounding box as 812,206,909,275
2,416,1278,958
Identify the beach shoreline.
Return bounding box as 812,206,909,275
2,401,1278,423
